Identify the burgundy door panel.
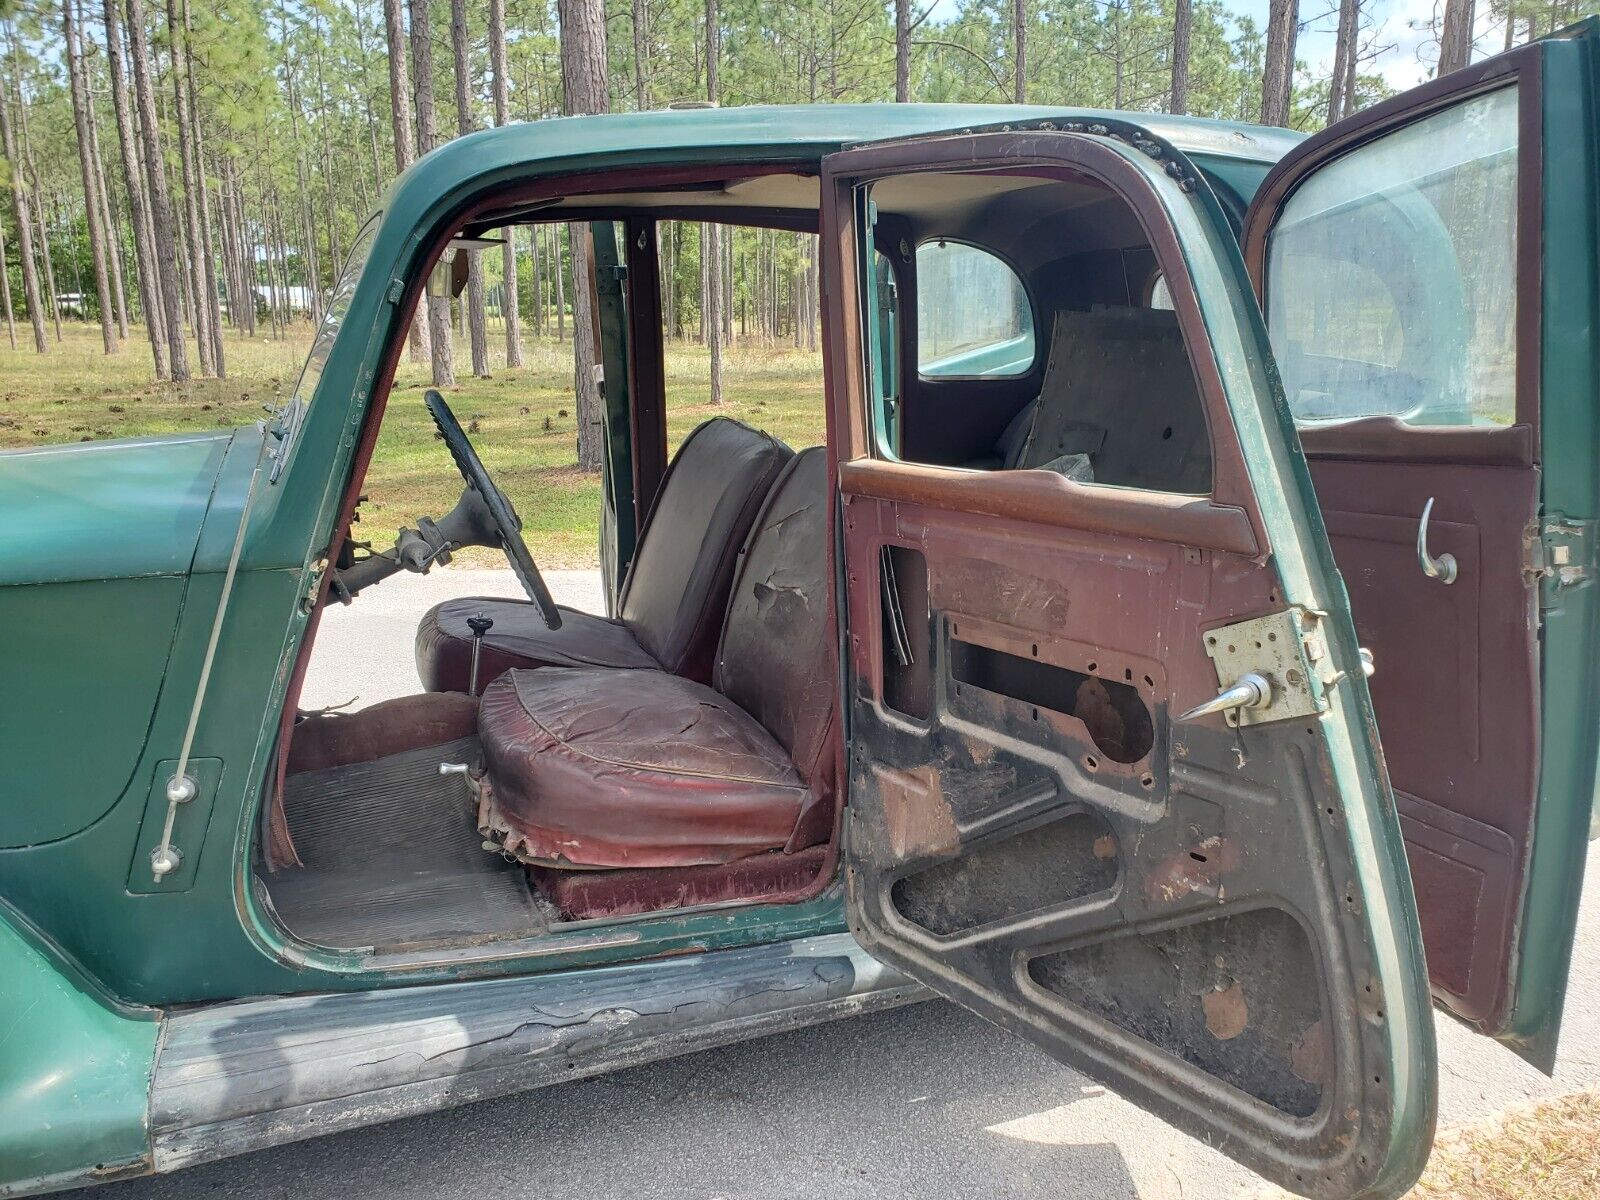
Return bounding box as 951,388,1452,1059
1307,454,1538,1027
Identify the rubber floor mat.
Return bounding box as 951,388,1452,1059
266,736,551,949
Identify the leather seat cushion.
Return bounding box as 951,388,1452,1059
478,666,808,869
415,598,661,693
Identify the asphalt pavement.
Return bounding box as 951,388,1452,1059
74,567,1600,1200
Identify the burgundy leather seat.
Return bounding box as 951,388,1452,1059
477,448,835,869
416,418,791,693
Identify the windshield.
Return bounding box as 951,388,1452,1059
270,216,381,480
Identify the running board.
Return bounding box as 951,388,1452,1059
150,933,922,1172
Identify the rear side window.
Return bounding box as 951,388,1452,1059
916,241,1035,378
1264,86,1519,426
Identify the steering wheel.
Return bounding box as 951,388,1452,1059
425,390,562,630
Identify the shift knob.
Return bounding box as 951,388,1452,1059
467,613,494,640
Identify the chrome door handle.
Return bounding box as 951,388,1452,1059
1176,672,1272,722
1417,497,1458,585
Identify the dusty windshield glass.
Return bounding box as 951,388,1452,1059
270,217,380,478
1265,86,1518,426
293,217,380,408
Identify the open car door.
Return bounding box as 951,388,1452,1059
824,130,1438,1200
1242,25,1600,1070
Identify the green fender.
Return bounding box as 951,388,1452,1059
0,908,158,1195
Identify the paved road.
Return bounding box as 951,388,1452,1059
85,568,1600,1200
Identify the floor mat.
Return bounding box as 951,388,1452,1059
266,736,552,950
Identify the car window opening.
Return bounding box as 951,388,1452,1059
864,168,1213,496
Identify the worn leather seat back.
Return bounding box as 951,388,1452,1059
475,447,838,869
714,447,835,792
619,418,794,677
415,417,790,693
1015,307,1212,494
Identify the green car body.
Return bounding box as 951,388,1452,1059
3,25,1599,1198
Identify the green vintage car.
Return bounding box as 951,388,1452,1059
3,23,1598,1200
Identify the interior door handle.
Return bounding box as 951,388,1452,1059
1176,672,1272,722
1417,497,1458,585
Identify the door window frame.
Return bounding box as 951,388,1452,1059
1242,45,1545,445
823,133,1268,559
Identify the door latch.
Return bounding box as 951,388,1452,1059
1179,607,1368,727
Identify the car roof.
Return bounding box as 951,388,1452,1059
383,103,1303,216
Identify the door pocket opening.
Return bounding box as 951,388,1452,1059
949,637,1154,764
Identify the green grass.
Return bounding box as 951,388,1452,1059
0,322,827,568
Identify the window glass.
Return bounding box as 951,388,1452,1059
293,216,380,411
1148,272,1173,311
916,241,1035,377
1265,86,1518,426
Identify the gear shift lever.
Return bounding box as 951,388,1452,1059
467,612,494,696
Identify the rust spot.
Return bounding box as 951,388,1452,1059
1145,835,1238,905
1092,834,1118,860
874,763,960,861
1202,980,1249,1040
1291,1018,1334,1086
964,734,997,764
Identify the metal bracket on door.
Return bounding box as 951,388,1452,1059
1179,607,1342,728
1526,514,1595,610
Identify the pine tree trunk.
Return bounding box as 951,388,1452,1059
489,0,521,367
1438,0,1475,76
125,0,189,379
632,0,650,109
0,216,13,349
102,0,166,372
559,0,608,471
1261,0,1298,127
704,0,722,404
410,0,455,385
383,0,428,362
555,224,565,342
184,13,224,376
64,0,118,353
16,78,62,344
1170,0,1192,115
170,0,215,376
452,0,490,376
1013,0,1027,103
895,0,910,102
80,0,129,341
0,85,43,353
1329,0,1359,122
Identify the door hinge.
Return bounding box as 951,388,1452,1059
1525,514,1595,609
300,555,328,613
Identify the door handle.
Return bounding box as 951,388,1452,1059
1176,672,1272,722
1417,497,1458,585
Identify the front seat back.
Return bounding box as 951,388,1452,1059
619,417,793,680
713,447,836,845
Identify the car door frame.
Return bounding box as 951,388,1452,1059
1241,28,1600,1068
821,128,1439,1199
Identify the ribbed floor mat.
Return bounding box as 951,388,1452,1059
266,736,551,950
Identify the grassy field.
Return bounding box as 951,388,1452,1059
0,323,827,567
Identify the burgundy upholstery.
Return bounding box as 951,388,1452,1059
477,449,835,868
288,692,480,775
416,417,791,693
416,601,661,693
528,846,829,921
